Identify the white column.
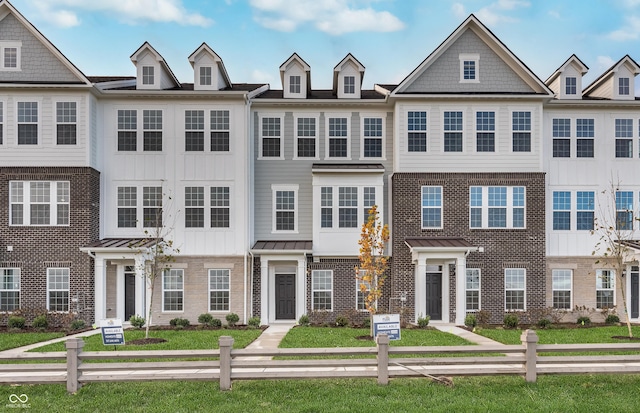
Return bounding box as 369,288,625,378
415,258,426,323
260,257,269,325
94,256,106,323
134,256,146,320
296,257,306,321
116,265,125,320
455,255,467,325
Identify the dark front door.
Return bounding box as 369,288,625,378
425,272,442,320
125,273,136,320
275,274,296,320
631,266,639,319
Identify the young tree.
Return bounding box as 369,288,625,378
592,179,637,338
355,205,390,333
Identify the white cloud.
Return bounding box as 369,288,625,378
452,3,466,19
548,10,560,19
596,55,616,71
466,0,529,26
29,0,213,28
249,0,404,35
251,69,275,84
607,15,640,41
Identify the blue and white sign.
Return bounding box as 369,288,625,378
373,314,401,341
100,318,125,345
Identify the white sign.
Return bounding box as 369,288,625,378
100,318,125,345
373,314,401,340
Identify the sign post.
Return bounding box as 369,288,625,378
100,318,125,346
373,314,401,340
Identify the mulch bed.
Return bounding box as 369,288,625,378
0,326,93,335
126,337,167,345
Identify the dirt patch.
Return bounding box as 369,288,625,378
356,335,373,341
611,336,640,341
126,337,167,345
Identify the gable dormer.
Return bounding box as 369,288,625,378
333,54,365,99
584,55,640,100
130,42,180,90
279,53,310,99
188,42,231,91
546,55,588,99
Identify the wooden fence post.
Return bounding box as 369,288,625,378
520,329,538,383
376,334,389,385
219,336,234,391
66,337,84,393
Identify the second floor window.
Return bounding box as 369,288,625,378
470,186,525,229
476,111,495,152
261,117,281,157
143,110,162,151
576,118,594,158
552,118,570,157
328,117,348,158
17,101,38,145
363,117,383,158
615,118,633,158
10,181,69,226
56,102,77,145
512,111,531,152
444,111,463,152
117,110,137,151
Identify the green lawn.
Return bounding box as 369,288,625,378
476,325,640,345
0,332,65,351
3,375,640,412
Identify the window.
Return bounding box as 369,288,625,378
290,75,301,94
185,110,204,151
463,60,476,80
211,110,229,151
459,54,479,82
185,187,204,228
615,119,633,158
616,191,633,230
142,66,154,85
143,110,162,151
344,76,355,94
321,187,333,228
421,186,442,228
17,102,38,145
576,119,594,158
552,118,570,157
47,268,69,312
505,268,525,311
363,117,383,158
357,273,370,311
200,66,212,86
0,268,20,311
596,269,614,309
209,269,230,311
143,186,162,228
577,191,595,230
296,117,316,158
0,42,20,70
339,187,358,228
444,111,463,152
328,117,348,158
10,181,69,226
312,270,333,310
0,102,3,144
163,269,183,312
512,112,531,152
552,269,572,309
261,117,282,157
117,110,137,151
565,77,577,95
466,268,480,311
363,187,375,224
56,102,77,145
476,111,495,152
117,186,137,228
619,77,630,96
211,187,230,228
407,111,427,152
274,187,296,232
470,186,525,229
553,191,571,230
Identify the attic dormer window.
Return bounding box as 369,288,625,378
459,54,479,83
0,41,21,71
344,76,355,94
565,77,576,95
619,77,630,95
142,66,154,85
200,66,212,86
290,75,301,94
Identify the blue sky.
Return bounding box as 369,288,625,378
11,0,640,90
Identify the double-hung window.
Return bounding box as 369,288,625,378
56,102,77,145
312,270,333,310
10,181,69,226
363,187,375,224
17,102,38,145
273,185,297,232
576,119,594,158
163,269,184,312
211,187,230,228
261,117,282,157
0,268,20,311
552,118,571,157
0,102,4,144
117,109,137,151
1,42,20,70
505,268,525,311
338,187,358,228
209,269,230,311
117,187,137,228
200,66,212,86
47,268,69,312
460,54,479,82
576,191,595,230
565,77,577,95
465,269,480,311
143,186,162,228
421,186,442,228
552,269,572,309
407,111,427,152
596,269,614,309
443,111,463,152
321,187,333,228
185,187,204,228
616,191,633,230
512,112,531,152
143,110,162,151
615,119,633,158
619,77,630,96
344,76,355,94
210,110,230,151
328,117,348,158
290,75,301,94
476,111,495,152
552,191,571,230
185,110,205,151
296,117,317,158
142,66,154,85
470,186,525,229
363,117,383,158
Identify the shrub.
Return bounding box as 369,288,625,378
32,314,48,329
537,318,551,329
8,315,26,329
129,315,145,329
298,314,310,326
248,316,261,328
198,313,214,325
417,314,430,328
210,318,222,328
503,313,519,329
577,316,591,326
362,317,371,329
169,317,190,328
605,314,620,325
335,315,349,327
225,313,240,327
70,319,86,330
476,310,491,326
464,314,477,328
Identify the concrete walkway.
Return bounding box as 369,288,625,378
1,328,103,356
432,324,504,346
240,323,296,359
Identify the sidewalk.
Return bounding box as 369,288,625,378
1,328,103,356
432,324,504,346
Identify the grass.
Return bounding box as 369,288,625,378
476,325,640,345
0,332,65,351
3,375,640,412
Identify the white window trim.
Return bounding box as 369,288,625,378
318,185,378,231
0,268,20,312
552,269,573,310
181,107,231,153
289,75,301,94
469,186,526,229
312,270,333,311
504,268,526,311
360,114,386,160
208,269,230,312
596,269,616,309
15,99,41,146
293,114,319,160
272,184,298,234
343,75,356,94
565,76,577,95
47,267,70,313
465,268,481,312
510,109,533,153
258,114,285,160
0,41,21,71
325,114,351,160
55,100,79,146
200,66,213,86
114,182,164,232
459,53,479,83
421,185,443,229
474,109,497,153
9,181,70,227
405,107,428,154
442,109,464,153
162,268,184,313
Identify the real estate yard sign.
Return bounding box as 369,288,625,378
373,314,401,340
100,318,125,345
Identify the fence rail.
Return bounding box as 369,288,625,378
1,330,640,392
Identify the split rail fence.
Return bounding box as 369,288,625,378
2,330,640,393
